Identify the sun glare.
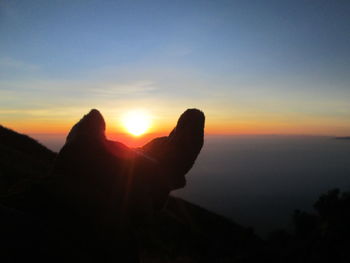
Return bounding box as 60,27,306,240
122,110,151,136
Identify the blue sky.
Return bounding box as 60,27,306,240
1,0,350,135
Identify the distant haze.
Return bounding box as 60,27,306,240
32,134,350,237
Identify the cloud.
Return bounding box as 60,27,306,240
0,78,157,96
0,78,160,114
88,80,157,96
0,57,40,72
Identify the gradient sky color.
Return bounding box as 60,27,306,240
1,0,350,137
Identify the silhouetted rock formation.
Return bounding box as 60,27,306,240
0,114,265,263
3,123,349,262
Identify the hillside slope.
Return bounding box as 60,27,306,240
0,125,56,193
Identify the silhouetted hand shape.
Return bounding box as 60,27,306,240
47,109,205,229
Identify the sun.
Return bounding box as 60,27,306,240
122,110,151,136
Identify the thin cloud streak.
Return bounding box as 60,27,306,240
0,57,40,72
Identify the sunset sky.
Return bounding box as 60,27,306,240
1,0,350,137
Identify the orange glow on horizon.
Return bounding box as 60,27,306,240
4,120,350,138
2,111,350,139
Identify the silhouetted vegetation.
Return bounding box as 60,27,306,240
267,189,350,262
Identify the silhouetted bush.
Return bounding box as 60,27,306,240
268,188,350,263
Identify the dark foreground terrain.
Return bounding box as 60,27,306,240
1,125,350,262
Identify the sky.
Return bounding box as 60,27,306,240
1,0,350,137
